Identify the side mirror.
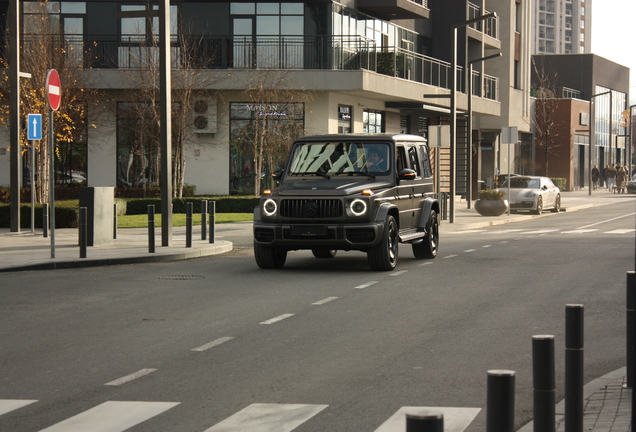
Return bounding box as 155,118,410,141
272,170,284,182
398,168,416,181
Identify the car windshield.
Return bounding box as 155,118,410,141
503,178,541,189
287,142,391,176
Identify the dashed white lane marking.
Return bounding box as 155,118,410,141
578,212,636,229
203,403,328,432
192,337,234,352
500,241,509,244
464,249,476,253
0,399,38,416
260,314,294,325
390,270,408,276
312,297,338,305
38,401,180,432
447,230,488,234
443,255,458,259
374,406,481,432
418,262,433,266
355,281,379,289
105,368,157,386
561,229,599,234
482,245,492,248
605,229,636,234
521,229,560,234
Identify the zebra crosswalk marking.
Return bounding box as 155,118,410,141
561,229,599,234
202,403,328,432
37,401,179,432
0,399,38,416
605,229,636,234
374,406,481,432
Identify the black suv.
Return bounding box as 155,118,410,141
253,134,439,271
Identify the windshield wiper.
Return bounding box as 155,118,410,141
293,171,331,179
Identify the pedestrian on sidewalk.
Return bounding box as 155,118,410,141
605,164,617,191
616,165,626,193
592,165,600,190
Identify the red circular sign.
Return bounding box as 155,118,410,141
46,69,61,111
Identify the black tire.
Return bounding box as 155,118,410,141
312,249,337,259
254,242,287,269
532,196,543,215
367,215,399,271
551,194,561,213
412,210,439,259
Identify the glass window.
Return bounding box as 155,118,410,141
281,3,303,15
61,2,85,14
281,16,303,35
408,146,420,177
257,3,279,15
231,3,255,14
363,109,384,133
257,15,279,35
338,105,352,134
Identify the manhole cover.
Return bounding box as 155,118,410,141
156,275,206,280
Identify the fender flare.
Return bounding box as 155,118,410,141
374,203,398,224
417,197,439,230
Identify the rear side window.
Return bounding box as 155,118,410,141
418,145,433,178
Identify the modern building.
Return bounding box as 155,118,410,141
531,53,630,189
532,0,592,55
0,0,534,201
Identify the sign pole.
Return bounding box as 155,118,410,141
46,69,61,258
27,113,42,233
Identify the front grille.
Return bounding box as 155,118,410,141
280,199,343,218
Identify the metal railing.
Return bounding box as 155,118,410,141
468,2,499,39
20,33,498,100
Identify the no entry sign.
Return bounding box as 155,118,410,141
46,69,61,111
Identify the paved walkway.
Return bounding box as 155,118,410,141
1,189,635,431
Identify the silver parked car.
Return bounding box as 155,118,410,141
498,176,561,214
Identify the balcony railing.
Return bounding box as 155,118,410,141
468,2,499,39
20,34,498,100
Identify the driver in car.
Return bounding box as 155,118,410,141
366,149,387,171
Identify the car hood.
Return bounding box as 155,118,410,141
278,178,392,196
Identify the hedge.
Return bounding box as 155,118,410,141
0,201,80,229
0,197,258,228
0,185,197,203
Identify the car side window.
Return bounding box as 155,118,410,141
407,145,421,177
418,145,433,178
396,146,406,172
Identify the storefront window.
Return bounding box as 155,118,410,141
363,109,384,133
230,102,305,195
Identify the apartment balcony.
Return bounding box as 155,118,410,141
467,2,501,49
27,34,499,100
357,0,430,20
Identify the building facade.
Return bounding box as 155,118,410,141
0,0,536,200
532,0,592,55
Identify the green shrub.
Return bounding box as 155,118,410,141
478,189,506,200
121,196,259,215
0,201,79,228
550,178,567,190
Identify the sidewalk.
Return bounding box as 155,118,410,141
1,189,634,431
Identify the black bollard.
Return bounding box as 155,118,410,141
43,203,49,238
487,369,515,432
113,203,118,239
148,205,155,253
79,207,87,259
565,304,584,432
406,412,443,432
209,200,215,244
532,335,555,432
186,202,193,248
628,271,635,388
201,200,207,241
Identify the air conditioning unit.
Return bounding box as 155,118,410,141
192,99,217,134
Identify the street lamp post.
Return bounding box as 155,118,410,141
466,53,501,209
450,12,497,223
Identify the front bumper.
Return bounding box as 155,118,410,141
253,221,384,250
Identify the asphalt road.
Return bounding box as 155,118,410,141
0,201,634,432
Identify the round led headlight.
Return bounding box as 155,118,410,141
350,199,367,216
263,199,277,216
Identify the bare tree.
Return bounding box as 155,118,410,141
232,69,312,196
0,1,98,203
114,11,221,197
532,57,563,176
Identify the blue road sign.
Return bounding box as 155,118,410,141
27,114,42,140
